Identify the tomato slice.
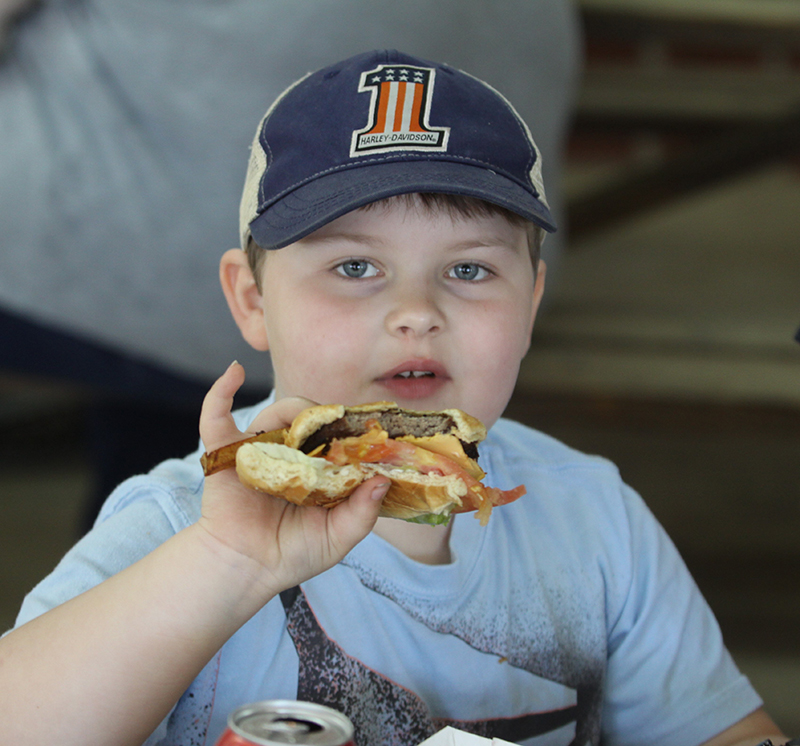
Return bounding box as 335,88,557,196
324,421,525,524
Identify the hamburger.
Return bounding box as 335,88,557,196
201,401,525,525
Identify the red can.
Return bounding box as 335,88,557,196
215,700,356,746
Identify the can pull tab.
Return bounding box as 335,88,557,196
268,718,324,743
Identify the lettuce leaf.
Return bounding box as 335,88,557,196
404,512,452,526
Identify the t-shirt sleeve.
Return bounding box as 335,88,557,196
11,469,198,630
6,468,202,744
601,483,762,746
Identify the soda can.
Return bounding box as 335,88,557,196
215,700,356,746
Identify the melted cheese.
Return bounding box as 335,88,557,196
397,433,485,481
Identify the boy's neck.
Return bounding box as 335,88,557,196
372,516,454,565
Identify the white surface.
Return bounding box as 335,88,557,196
419,726,517,746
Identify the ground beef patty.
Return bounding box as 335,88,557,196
299,410,479,460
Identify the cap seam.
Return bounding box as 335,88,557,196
258,126,275,209
459,69,538,193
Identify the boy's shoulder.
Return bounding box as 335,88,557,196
482,416,636,526
98,397,274,526
96,442,207,531
486,415,619,477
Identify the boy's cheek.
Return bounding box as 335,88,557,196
466,301,534,355
271,325,369,382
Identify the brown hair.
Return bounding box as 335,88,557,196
245,193,544,291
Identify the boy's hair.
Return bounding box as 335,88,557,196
245,193,544,292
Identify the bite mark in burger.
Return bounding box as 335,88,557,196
201,402,525,526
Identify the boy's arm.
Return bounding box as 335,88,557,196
0,362,388,746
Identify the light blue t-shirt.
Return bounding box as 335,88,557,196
13,401,761,745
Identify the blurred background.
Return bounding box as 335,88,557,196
1,0,798,734
510,0,800,731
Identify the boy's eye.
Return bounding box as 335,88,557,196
335,259,379,278
447,263,489,281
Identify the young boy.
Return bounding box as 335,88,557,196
0,50,786,746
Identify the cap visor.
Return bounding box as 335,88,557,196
249,160,556,250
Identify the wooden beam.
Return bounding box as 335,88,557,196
580,0,800,32
566,107,800,239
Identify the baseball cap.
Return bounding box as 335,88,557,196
240,49,556,251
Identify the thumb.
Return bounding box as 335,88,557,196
327,477,390,553
199,361,247,451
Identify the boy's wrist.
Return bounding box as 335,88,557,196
187,520,284,606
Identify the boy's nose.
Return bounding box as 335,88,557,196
384,289,444,339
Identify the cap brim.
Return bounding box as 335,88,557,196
248,160,556,250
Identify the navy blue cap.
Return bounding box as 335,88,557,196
239,49,556,250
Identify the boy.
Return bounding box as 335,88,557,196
0,50,786,746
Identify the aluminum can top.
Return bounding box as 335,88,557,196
228,700,355,746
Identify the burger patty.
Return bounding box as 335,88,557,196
299,410,480,461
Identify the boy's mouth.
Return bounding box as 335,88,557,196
378,361,449,400
394,371,435,379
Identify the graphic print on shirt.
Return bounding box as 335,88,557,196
280,586,597,746
342,543,606,745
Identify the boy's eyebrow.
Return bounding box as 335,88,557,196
448,236,527,253
298,231,390,249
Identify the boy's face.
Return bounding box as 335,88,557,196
244,199,544,430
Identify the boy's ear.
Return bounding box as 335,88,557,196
219,248,270,351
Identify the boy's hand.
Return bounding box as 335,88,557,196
197,362,388,597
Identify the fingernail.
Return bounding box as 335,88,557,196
371,482,390,501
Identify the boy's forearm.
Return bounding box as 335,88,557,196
0,367,385,745
0,523,274,746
